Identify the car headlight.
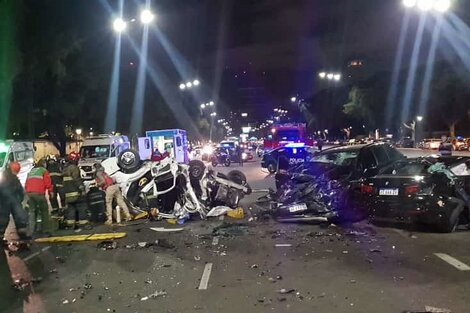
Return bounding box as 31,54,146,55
242,152,248,159
202,146,213,155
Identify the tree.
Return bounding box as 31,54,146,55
343,86,382,131
0,0,21,140
427,66,470,137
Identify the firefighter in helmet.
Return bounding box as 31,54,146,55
62,152,88,227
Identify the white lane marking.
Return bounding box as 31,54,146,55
275,244,292,247
23,246,51,262
212,236,219,246
198,263,213,290
434,253,470,271
219,215,225,221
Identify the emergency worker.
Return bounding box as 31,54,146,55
25,158,53,235
0,162,29,239
94,163,131,225
46,155,62,209
62,153,88,227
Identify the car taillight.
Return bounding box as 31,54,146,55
360,184,374,194
404,185,420,195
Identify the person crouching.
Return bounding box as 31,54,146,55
93,163,131,225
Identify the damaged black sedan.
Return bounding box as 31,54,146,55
271,143,405,223
362,156,470,232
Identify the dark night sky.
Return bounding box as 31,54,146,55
27,0,470,132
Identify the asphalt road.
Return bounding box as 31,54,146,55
2,151,470,313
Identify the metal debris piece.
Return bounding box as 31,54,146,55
277,288,295,294
84,283,93,290
140,290,167,301
194,256,201,261
369,248,382,253
150,227,184,232
251,264,259,269
97,241,117,250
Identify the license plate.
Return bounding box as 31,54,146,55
288,203,308,213
379,188,399,196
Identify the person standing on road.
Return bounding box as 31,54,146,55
438,135,452,156
25,159,53,236
317,137,324,152
94,163,132,225
0,162,29,240
62,153,88,228
46,155,63,210
236,145,243,167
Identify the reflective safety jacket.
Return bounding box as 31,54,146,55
62,164,84,203
25,167,53,194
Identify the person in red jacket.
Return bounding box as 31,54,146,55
25,159,53,235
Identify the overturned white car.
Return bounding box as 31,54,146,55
100,149,251,220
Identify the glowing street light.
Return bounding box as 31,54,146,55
75,128,82,136
241,113,248,117
318,72,327,79
434,0,451,12
290,97,297,103
326,73,334,80
210,112,217,117
333,74,341,81
113,18,127,33
416,115,424,122
403,0,451,12
209,101,215,106
140,9,155,24
403,0,417,7
200,103,206,109
179,79,200,91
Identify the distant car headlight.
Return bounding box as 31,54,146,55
242,152,248,159
202,145,213,155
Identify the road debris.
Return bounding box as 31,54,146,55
227,207,245,219
277,288,295,294
97,241,118,250
206,206,233,217
140,290,168,301
150,227,184,232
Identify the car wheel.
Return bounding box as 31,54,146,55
438,201,463,233
117,149,141,173
188,160,206,180
227,170,247,184
267,162,276,174
224,159,231,167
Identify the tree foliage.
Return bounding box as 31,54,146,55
343,86,383,129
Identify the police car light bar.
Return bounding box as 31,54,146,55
285,143,306,148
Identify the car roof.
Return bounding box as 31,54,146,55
319,143,373,154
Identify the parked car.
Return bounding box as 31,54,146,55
361,156,470,232
422,138,441,150
396,137,414,148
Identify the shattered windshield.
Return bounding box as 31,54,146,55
312,151,358,167
80,145,111,159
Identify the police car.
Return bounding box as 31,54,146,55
261,143,316,173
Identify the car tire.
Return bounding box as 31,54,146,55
227,170,247,185
224,159,231,167
267,162,276,174
117,149,141,173
438,200,464,233
188,160,206,180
